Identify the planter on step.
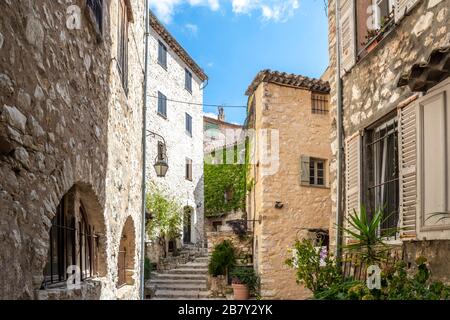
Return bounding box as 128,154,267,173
232,283,249,300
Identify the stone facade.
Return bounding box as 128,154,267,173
0,0,145,299
328,0,450,280
145,12,206,249
245,72,332,299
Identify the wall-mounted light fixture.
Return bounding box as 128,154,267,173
275,201,284,209
147,130,169,178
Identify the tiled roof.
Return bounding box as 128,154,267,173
397,46,450,92
245,69,330,96
149,11,208,82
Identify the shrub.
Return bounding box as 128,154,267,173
286,239,341,294
230,267,260,294
144,257,152,281
208,240,236,277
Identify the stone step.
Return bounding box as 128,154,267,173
183,263,208,269
168,268,208,275
152,283,207,291
154,290,210,299
150,279,206,285
151,273,207,281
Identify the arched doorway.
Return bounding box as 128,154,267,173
183,207,193,245
117,216,136,287
42,184,106,288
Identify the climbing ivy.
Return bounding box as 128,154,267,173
204,162,246,217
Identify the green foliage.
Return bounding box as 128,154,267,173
340,206,398,265
315,258,450,300
208,240,236,277
146,184,183,241
286,239,342,293
230,267,260,294
144,257,152,281
204,164,246,217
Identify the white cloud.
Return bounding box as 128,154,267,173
150,0,300,24
185,23,199,35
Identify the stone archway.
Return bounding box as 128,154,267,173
117,216,136,287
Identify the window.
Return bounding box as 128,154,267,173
157,91,167,118
86,0,103,35
158,40,167,69
185,158,193,181
185,69,192,93
117,0,129,93
43,194,98,287
364,116,399,239
185,113,192,136
300,156,327,187
312,93,329,114
310,158,326,186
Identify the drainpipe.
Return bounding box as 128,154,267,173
140,0,150,300
334,0,344,263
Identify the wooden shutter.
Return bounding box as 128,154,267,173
300,155,310,186
339,0,356,74
395,0,421,23
398,102,417,239
345,133,361,243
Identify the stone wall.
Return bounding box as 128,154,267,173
247,82,332,299
145,25,205,248
0,0,145,299
327,0,450,276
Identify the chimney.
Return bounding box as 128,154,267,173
218,107,225,122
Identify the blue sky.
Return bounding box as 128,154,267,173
149,0,330,125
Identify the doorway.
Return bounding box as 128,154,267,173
183,207,193,244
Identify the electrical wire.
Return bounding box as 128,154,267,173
146,94,247,108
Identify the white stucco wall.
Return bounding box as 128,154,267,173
145,28,205,246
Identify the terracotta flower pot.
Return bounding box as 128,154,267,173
232,283,250,300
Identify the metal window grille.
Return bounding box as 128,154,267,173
366,118,400,239
311,93,329,114
43,197,98,288
86,0,103,34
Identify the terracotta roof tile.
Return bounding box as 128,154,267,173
246,69,330,96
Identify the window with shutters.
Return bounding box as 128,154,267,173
117,0,129,93
185,69,193,93
186,113,193,136
158,40,168,69
300,156,327,187
185,158,193,181
363,114,400,240
157,91,167,118
416,79,450,240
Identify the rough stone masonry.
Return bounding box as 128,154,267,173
0,0,145,299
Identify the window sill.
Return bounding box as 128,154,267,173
37,278,103,300
157,112,168,120
158,61,168,71
185,88,193,95
301,184,330,190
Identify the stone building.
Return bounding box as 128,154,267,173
0,0,145,299
245,70,332,299
145,11,207,253
328,0,450,280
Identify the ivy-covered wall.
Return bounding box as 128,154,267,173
204,163,246,217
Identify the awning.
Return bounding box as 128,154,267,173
397,46,450,92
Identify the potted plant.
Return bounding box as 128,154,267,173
230,267,259,300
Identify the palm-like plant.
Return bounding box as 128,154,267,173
340,206,399,265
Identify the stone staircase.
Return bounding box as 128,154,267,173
147,250,217,300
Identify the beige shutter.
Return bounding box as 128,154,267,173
345,133,361,243
395,0,421,23
300,155,310,186
398,103,417,239
339,0,356,74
